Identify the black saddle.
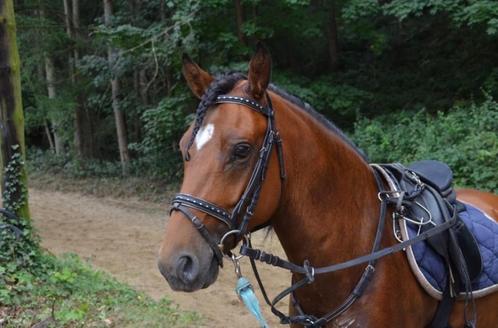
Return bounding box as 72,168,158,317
380,160,482,327
408,160,455,199
382,160,483,282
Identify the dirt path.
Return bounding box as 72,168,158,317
30,188,290,327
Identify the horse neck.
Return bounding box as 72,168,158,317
271,95,381,305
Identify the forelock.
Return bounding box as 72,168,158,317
184,72,246,159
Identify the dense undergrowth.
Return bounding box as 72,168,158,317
0,253,198,327
354,96,498,193
27,150,178,202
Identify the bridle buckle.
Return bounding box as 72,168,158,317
303,260,315,284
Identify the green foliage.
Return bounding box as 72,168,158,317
0,254,199,327
382,0,498,35
131,94,191,179
27,149,123,178
2,144,184,327
274,73,372,125
1,147,37,286
14,0,498,185
2,146,28,214
342,0,380,21
7,3,498,325
353,96,498,192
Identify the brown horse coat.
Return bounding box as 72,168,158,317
157,47,498,327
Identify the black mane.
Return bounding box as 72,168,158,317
186,73,368,162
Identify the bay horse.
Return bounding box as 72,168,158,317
157,45,498,327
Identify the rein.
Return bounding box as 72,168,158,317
170,94,460,327
241,186,459,326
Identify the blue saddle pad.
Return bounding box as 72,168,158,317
407,203,498,295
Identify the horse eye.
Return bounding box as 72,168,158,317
233,143,252,160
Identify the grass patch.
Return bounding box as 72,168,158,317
0,253,200,327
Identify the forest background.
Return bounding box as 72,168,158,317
17,0,498,193
1,1,498,327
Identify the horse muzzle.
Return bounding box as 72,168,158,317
158,247,219,292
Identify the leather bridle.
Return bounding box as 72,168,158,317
170,93,460,327
170,94,286,266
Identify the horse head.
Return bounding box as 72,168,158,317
157,45,283,292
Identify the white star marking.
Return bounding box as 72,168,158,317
195,123,215,151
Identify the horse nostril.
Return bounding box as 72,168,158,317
176,254,199,284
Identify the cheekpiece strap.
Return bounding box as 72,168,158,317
216,95,272,117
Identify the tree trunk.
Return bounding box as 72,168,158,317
74,0,94,158
44,55,64,155
72,0,79,33
159,0,165,21
139,68,149,106
37,60,55,153
44,121,55,151
326,0,339,71
0,0,30,219
234,0,246,45
104,0,129,175
65,0,86,158
62,0,72,37
71,0,80,69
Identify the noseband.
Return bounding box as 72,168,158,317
170,94,286,266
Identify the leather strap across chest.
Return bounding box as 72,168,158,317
240,166,461,327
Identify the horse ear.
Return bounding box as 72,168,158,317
247,42,272,100
182,54,214,99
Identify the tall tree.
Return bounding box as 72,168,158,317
104,0,129,175
326,0,339,71
63,0,85,157
40,7,64,155
44,54,64,154
0,0,30,219
234,0,246,45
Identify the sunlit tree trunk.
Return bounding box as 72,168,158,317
39,7,63,155
44,55,64,155
37,62,55,152
62,0,72,36
0,0,30,219
44,121,55,151
104,0,130,175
